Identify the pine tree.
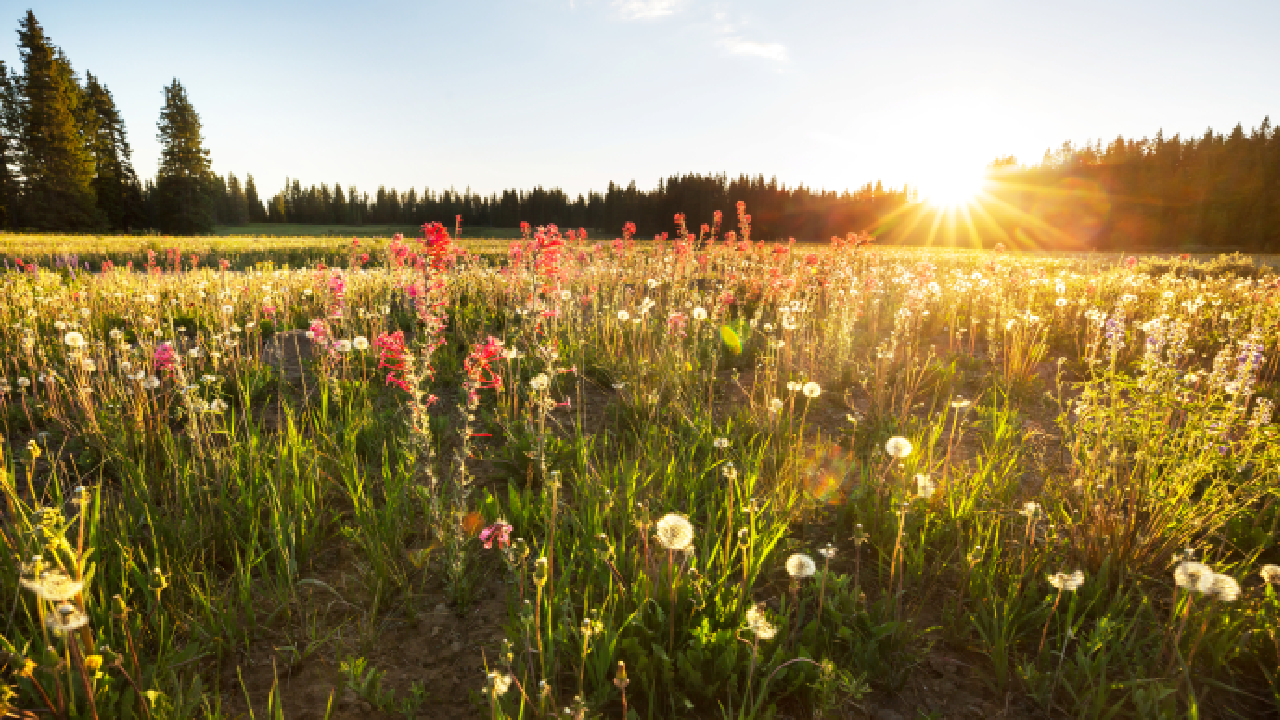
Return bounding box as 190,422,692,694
226,173,248,225
84,72,142,230
0,61,18,229
152,78,213,234
244,174,265,222
16,12,100,230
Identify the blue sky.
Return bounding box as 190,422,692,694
5,1,1278,201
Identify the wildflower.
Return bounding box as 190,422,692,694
1260,565,1280,584
802,381,821,398
786,381,800,393
480,521,513,550
655,513,694,551
529,373,550,391
1210,574,1240,602
745,603,777,640
352,336,369,351
915,474,936,499
46,603,89,633
221,304,233,314
768,398,783,413
334,339,352,353
692,307,707,320
20,571,84,602
950,398,971,409
1018,501,1040,518
1047,570,1085,591
143,376,161,390
885,436,913,459
818,544,837,559
63,331,86,348
713,437,730,449
1174,561,1216,594
786,553,817,578
617,310,630,322
486,672,512,695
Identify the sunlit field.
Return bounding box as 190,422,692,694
1,212,1278,720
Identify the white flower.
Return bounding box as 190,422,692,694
335,339,352,353
221,304,233,314
692,307,707,321
352,336,369,351
768,398,783,413
46,603,89,633
885,436,913,459
713,437,730,449
818,544,837,559
915,474,936,499
142,376,161,390
655,513,694,551
617,310,630,322
63,331,86,348
802,381,821,399
486,672,512,695
1047,570,1085,592
560,290,572,301
201,374,219,384
1210,574,1240,602
19,571,84,602
1174,561,1216,594
529,373,550,391
1018,501,1040,518
785,553,816,579
1260,565,1280,584
745,603,777,640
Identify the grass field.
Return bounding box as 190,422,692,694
0,226,1277,719
212,224,567,240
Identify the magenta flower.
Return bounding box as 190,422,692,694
480,522,513,550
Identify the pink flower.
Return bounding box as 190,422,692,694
480,522,513,550
154,343,176,371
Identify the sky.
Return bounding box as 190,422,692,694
4,0,1279,202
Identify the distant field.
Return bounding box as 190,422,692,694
212,223,592,240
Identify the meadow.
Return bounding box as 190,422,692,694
0,215,1277,720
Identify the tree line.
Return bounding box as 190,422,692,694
260,174,913,240
1,11,1275,249
982,121,1280,250
0,11,241,234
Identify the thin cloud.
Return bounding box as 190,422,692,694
717,35,788,62
615,0,681,20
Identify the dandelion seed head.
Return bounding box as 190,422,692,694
1208,573,1240,601
885,436,913,459
785,553,816,578
1174,561,1216,594
1047,570,1085,592
745,603,777,640
655,513,694,551
1260,564,1280,584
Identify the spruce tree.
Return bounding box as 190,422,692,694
16,12,100,230
244,174,264,222
0,61,18,229
152,78,213,234
226,173,248,225
84,72,143,231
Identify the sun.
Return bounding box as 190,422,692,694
916,165,989,209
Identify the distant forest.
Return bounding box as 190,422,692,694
1,10,1277,250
